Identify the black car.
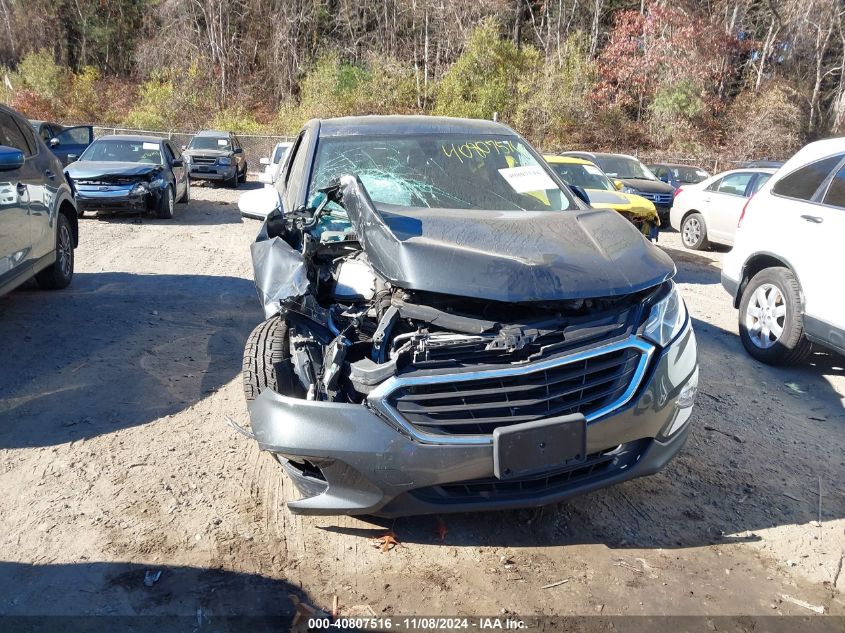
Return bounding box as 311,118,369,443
64,135,189,218
648,163,711,188
1,105,78,296
30,120,94,166
238,116,699,517
563,152,676,223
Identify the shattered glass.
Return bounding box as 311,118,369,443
307,136,576,212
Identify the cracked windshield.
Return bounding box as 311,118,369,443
308,136,575,211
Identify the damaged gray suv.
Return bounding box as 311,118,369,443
239,116,699,517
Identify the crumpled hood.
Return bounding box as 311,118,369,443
617,178,675,194
340,175,674,303
585,189,631,206
66,161,161,180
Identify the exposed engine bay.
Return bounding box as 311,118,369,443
251,177,666,407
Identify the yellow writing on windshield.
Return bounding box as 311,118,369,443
441,139,519,163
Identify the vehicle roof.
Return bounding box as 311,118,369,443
543,154,594,166
95,135,164,144
194,129,232,137
649,162,708,170
708,167,777,180
314,115,514,138
784,137,845,165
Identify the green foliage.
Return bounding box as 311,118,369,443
211,107,265,134
64,67,102,122
12,50,66,101
435,18,538,122
513,33,596,147
278,52,420,132
123,75,178,129
650,79,705,120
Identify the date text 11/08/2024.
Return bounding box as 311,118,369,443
307,617,527,630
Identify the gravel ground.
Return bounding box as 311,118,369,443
0,182,843,627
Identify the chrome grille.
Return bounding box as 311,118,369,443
639,192,673,206
370,339,653,440
191,156,217,166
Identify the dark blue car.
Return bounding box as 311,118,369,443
64,135,189,218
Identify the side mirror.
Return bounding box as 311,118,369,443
172,159,184,168
238,187,280,219
568,184,591,206
49,137,60,148
0,145,24,171
66,154,79,163
233,147,243,155
259,157,270,165
614,179,624,191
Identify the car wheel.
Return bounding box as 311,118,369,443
681,212,709,250
156,186,175,219
179,177,190,204
227,170,239,188
35,213,74,290
242,316,302,403
77,207,85,219
240,164,248,183
738,267,812,365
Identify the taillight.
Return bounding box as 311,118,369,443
673,186,683,198
738,194,754,228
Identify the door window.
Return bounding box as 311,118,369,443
716,172,754,196
749,173,771,195
0,114,33,156
163,143,176,163
55,126,93,145
822,163,845,209
772,154,844,201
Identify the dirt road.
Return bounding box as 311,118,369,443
0,184,843,627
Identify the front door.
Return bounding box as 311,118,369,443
0,112,32,285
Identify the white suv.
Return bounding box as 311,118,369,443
722,138,845,364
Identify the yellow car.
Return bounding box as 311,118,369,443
543,154,660,239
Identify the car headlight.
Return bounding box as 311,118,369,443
130,182,149,196
621,186,639,194
642,282,688,347
218,157,232,166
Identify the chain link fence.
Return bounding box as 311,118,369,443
91,126,294,174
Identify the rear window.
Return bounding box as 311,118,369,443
772,154,844,201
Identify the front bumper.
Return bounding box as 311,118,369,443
189,165,236,181
247,324,698,517
75,188,156,214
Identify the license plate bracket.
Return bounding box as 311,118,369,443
493,414,586,480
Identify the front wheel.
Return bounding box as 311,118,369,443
242,316,302,403
156,186,175,219
36,213,74,290
681,212,709,250
738,267,812,365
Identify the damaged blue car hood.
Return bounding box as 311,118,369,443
66,161,161,179
340,175,675,303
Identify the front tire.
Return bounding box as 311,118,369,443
36,213,74,290
738,267,812,365
681,212,709,250
156,186,175,219
242,316,302,402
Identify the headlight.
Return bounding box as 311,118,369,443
642,282,688,347
130,182,149,196
218,157,232,166
621,186,639,194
